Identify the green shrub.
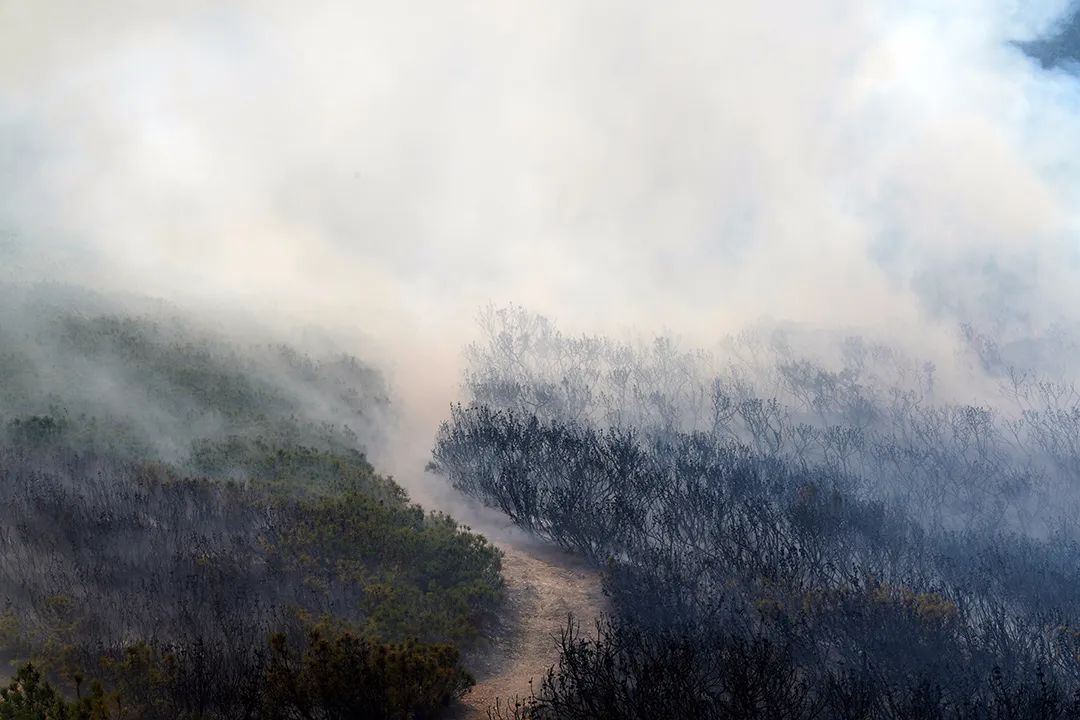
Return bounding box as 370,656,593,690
264,627,473,720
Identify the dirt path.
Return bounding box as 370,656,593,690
453,542,607,719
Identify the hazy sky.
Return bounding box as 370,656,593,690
2,1,1080,425
1023,2,1080,67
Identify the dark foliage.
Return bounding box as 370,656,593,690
0,295,502,719
433,308,1080,718
264,626,473,720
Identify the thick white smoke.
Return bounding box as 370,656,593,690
2,1,1080,498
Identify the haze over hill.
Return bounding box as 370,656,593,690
4,1,1080,420
4,2,1080,718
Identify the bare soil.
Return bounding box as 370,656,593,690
451,542,607,719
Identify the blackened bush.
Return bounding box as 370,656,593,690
493,618,817,720
433,405,1080,717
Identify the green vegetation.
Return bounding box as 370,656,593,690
264,626,473,720
0,286,502,719
0,663,110,720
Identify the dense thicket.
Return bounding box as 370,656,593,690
0,288,502,719
433,307,1080,719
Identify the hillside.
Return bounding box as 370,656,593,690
432,307,1080,719
0,286,503,719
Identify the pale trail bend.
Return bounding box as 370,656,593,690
454,542,608,719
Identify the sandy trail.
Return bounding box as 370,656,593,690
452,542,607,719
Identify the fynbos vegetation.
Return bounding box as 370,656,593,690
432,307,1080,719
0,289,503,719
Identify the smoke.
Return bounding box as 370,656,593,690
2,1,1080,503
